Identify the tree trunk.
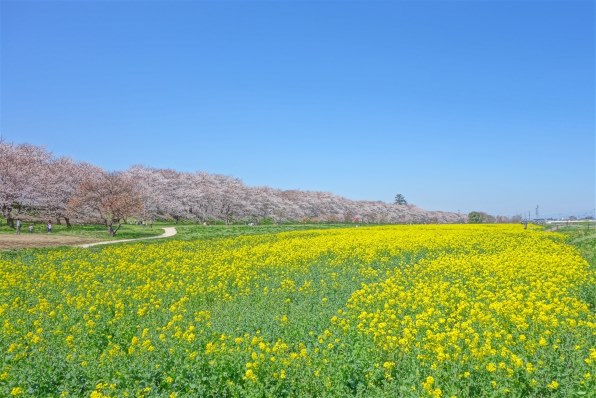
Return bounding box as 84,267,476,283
112,222,122,236
64,217,72,228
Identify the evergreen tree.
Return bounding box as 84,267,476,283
394,194,407,205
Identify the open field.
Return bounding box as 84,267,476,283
1,224,594,397
0,223,166,250
0,223,347,250
0,234,99,250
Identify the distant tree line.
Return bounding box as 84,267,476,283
467,211,521,224
1,141,465,230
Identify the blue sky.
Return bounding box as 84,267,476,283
1,1,594,218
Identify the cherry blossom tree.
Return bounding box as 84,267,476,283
1,141,464,226
39,158,103,226
0,141,50,226
69,171,143,235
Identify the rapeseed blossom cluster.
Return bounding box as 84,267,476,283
0,225,593,397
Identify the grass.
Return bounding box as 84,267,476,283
169,223,352,241
0,220,163,240
555,222,596,311
0,216,354,242
551,222,595,266
0,218,354,251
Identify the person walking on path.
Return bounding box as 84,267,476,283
47,220,52,233
16,219,21,235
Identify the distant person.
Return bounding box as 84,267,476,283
16,219,21,235
47,220,52,233
149,219,154,229
29,223,34,233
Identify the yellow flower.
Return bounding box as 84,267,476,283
244,369,256,381
383,361,395,370
2,224,593,396
422,375,435,392
547,380,559,390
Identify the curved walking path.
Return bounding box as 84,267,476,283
79,227,177,248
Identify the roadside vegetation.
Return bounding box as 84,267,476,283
555,222,596,267
554,222,596,311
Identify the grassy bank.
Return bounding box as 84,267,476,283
555,223,596,311
555,222,596,267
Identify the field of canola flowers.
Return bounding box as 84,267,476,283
1,224,595,397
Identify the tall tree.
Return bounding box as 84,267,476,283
394,193,408,205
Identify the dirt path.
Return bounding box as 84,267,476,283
0,234,99,250
79,227,177,248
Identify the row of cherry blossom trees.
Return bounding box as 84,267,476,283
0,141,465,227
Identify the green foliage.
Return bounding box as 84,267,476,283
171,224,350,241
557,223,596,311
0,221,163,240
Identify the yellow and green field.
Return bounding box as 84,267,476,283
1,225,594,397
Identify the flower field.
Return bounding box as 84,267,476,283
1,225,594,397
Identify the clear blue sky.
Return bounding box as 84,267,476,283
1,1,594,218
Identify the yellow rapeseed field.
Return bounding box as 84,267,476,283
1,225,594,397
